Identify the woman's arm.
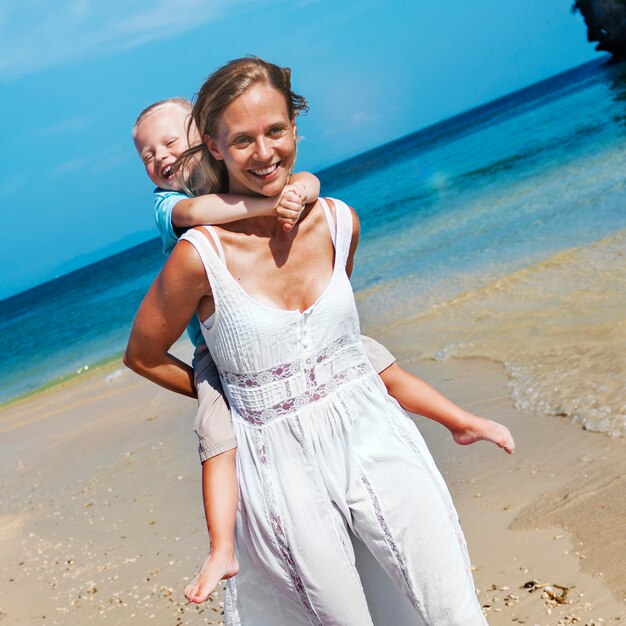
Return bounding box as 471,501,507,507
346,205,361,278
124,240,212,398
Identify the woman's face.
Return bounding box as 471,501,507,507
205,82,297,196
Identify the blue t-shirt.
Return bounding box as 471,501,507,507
154,188,188,255
153,188,204,348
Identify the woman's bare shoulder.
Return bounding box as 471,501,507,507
176,226,224,258
165,235,211,290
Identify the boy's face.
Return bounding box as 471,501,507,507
134,104,198,191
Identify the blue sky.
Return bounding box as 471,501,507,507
1,0,598,299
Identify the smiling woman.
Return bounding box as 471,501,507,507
125,56,488,625
205,83,298,195
177,58,308,198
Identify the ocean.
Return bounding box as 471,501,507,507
1,58,624,436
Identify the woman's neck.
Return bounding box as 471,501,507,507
226,184,285,237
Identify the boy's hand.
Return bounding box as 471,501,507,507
275,183,307,232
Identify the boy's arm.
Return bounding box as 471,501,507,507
173,171,320,233
288,171,320,204
276,171,321,233
172,193,275,228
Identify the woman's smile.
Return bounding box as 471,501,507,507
248,161,280,178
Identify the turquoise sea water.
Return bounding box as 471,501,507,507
1,58,624,435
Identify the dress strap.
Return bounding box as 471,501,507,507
202,225,227,264
179,228,231,313
317,197,337,247
179,228,221,273
327,198,353,269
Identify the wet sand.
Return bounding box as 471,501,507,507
413,358,625,625
0,349,623,625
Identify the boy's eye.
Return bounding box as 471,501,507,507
167,138,178,147
143,155,154,164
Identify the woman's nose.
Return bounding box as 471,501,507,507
254,138,271,161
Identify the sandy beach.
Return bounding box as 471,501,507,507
0,347,624,625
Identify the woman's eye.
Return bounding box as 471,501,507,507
269,127,285,136
233,136,251,146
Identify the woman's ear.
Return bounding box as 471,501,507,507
204,134,224,161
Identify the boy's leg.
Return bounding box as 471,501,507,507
361,334,514,453
185,450,239,603
201,449,238,553
185,345,239,603
380,362,515,453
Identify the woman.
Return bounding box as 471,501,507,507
126,57,488,625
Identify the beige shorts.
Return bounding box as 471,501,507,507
193,345,236,462
192,336,396,463
360,334,396,373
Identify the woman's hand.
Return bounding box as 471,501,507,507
275,183,307,232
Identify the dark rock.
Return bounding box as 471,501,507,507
573,0,626,57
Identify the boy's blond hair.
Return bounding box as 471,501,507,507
131,97,193,140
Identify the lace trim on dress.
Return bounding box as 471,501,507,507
222,334,354,388
385,413,475,587
224,577,241,626
222,333,372,426
360,473,422,616
233,362,371,426
254,429,323,626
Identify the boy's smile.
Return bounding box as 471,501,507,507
133,103,197,191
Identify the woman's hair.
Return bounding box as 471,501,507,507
177,57,308,196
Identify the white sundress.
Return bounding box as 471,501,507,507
181,198,487,626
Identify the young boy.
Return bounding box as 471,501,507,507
131,98,515,605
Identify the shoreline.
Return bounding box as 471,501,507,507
0,353,125,412
0,337,192,411
0,353,623,624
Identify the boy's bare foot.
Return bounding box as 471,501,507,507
184,549,239,604
451,417,515,454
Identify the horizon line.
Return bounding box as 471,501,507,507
0,55,611,304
